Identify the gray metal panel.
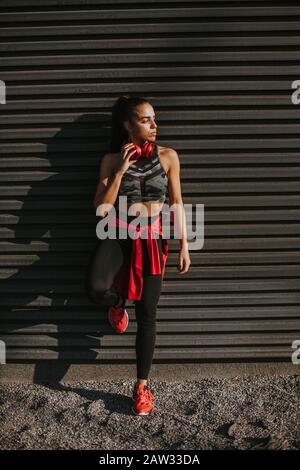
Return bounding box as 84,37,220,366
0,0,299,363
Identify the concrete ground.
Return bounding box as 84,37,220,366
0,374,299,450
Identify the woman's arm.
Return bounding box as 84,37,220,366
166,148,191,274
93,153,123,213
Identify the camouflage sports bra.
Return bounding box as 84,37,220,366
116,143,169,203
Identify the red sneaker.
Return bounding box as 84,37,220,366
132,383,154,415
131,381,147,401
108,305,129,334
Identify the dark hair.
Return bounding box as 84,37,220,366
109,95,150,153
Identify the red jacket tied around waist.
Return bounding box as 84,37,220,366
109,212,168,301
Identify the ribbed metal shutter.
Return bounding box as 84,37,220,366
1,0,300,365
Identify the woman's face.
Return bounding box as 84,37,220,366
125,102,158,144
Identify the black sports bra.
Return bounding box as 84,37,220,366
116,143,169,203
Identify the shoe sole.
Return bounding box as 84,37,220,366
108,310,129,334
132,405,153,416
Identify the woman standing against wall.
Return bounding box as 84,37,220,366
85,95,190,415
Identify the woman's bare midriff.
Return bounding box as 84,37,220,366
116,200,164,218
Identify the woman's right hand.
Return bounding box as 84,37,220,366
116,142,138,176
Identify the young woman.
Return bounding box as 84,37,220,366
85,95,190,415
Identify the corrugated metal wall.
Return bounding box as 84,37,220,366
1,0,300,365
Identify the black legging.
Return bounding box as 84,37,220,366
85,214,164,380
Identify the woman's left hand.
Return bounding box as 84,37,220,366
178,246,191,274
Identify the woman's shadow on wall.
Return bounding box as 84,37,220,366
3,113,121,385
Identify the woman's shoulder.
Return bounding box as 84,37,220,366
157,145,178,158
157,145,179,174
102,151,120,172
